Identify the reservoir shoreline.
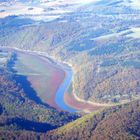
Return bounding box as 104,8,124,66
1,47,112,113
1,47,77,112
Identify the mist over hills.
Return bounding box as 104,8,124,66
0,0,98,21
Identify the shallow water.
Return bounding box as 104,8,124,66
55,66,77,112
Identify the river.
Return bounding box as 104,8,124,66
1,47,77,112
55,63,76,112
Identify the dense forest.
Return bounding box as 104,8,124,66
46,100,140,140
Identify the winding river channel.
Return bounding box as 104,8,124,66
55,64,76,112
1,47,111,113
2,47,77,113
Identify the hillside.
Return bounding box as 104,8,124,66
0,0,140,105
1,100,140,139
46,100,140,140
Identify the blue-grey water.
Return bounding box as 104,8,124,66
55,66,77,113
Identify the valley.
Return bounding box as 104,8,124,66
1,47,111,113
0,0,140,139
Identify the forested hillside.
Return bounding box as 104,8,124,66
46,100,140,140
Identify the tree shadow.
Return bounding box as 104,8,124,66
5,117,56,132
14,74,50,108
7,51,51,108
